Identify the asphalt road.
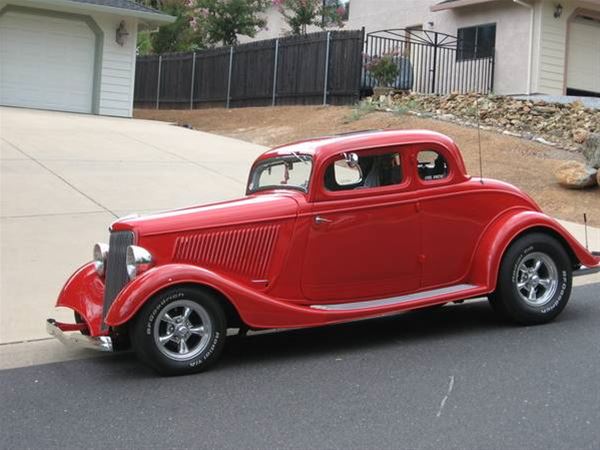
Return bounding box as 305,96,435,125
2,284,599,450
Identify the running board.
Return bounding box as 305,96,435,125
310,284,478,312
574,266,600,277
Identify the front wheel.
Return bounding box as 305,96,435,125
489,233,572,325
132,286,226,376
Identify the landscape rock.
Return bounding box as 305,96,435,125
583,133,600,169
554,161,598,189
572,128,588,144
382,92,600,151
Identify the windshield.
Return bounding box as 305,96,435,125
248,154,313,194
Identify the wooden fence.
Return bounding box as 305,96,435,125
134,30,364,109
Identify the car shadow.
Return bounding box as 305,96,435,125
96,300,501,379
216,300,505,370
63,295,589,379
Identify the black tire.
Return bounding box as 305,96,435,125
489,232,572,325
132,286,226,376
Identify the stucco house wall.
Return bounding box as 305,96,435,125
250,0,600,96
347,0,533,95
238,5,328,43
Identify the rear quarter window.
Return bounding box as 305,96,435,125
417,150,449,181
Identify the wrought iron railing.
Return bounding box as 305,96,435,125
363,29,495,95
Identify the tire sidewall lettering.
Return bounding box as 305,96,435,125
145,292,185,336
541,271,567,314
511,246,534,285
511,244,569,316
189,331,220,368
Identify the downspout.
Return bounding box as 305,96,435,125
513,0,534,95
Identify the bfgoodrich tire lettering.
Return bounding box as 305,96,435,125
489,233,572,325
132,286,226,376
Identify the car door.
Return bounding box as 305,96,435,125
414,146,491,288
301,147,422,302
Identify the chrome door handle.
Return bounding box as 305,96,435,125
314,216,332,224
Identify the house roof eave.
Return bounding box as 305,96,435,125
430,0,498,12
11,0,175,26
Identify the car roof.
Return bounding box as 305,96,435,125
257,129,461,163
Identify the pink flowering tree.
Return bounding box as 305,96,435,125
273,0,346,35
196,0,271,46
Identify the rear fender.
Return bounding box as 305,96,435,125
470,209,599,290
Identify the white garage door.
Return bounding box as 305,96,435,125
0,11,96,113
567,16,600,95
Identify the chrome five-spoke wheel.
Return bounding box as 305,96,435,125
133,287,226,376
515,252,558,307
489,232,572,325
153,300,213,361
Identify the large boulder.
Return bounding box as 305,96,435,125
583,133,600,169
555,161,598,189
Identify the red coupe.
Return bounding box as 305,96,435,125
47,130,600,375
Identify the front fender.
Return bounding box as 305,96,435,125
104,264,327,329
55,262,106,336
470,209,599,290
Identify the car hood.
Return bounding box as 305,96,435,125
111,193,300,237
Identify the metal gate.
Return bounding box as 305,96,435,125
363,29,495,95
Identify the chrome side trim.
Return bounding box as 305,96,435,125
310,284,478,311
46,319,113,352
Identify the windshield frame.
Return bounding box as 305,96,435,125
247,154,314,195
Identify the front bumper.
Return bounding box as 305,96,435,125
46,319,113,352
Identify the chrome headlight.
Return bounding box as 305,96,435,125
126,245,153,280
93,243,109,277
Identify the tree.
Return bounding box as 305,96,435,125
196,0,271,46
273,0,345,36
138,0,206,54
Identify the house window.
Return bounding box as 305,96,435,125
323,0,350,24
457,23,496,61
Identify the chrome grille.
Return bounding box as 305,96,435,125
102,230,134,328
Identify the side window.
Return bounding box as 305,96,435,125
417,150,449,181
333,159,363,186
324,152,403,191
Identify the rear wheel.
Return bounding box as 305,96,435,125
489,233,572,325
132,286,226,376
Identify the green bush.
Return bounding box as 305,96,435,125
365,54,398,87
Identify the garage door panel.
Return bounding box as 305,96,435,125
0,11,95,113
567,17,600,94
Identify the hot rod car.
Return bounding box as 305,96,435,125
47,130,600,375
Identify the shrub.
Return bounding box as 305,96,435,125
365,54,398,87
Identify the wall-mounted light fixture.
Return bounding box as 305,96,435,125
554,3,563,18
116,20,129,46
427,21,435,28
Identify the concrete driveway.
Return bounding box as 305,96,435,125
0,107,266,346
